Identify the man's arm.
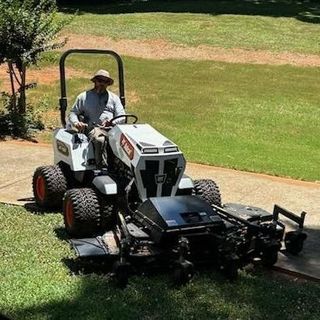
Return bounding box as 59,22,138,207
69,94,87,130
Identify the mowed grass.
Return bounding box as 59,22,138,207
61,0,320,54
1,204,320,320
1,4,319,320
29,53,320,181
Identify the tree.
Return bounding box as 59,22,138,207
0,0,71,115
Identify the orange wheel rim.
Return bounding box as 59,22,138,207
36,176,46,201
65,199,74,227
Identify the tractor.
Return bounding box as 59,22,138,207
33,49,307,286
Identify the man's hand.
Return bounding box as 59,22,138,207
101,119,112,127
74,121,87,131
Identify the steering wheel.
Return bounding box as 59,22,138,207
109,114,138,126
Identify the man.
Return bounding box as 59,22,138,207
68,69,125,168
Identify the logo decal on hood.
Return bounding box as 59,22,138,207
56,140,69,156
120,133,134,160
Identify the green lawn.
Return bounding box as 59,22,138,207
1,3,320,320
30,53,320,181
61,0,320,54
1,204,320,320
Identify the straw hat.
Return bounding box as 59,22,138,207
91,69,114,85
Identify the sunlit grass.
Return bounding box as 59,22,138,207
28,54,320,181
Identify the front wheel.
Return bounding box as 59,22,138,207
193,179,222,207
63,188,101,237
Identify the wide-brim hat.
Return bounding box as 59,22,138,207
91,69,114,85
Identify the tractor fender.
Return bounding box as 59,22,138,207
93,175,117,195
53,128,95,171
178,175,194,190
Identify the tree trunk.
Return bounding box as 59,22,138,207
7,61,17,112
18,64,27,114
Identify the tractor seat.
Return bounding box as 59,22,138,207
64,128,78,134
63,128,90,144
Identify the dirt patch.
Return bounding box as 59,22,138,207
62,34,320,67
1,35,318,92
127,90,140,105
0,65,140,107
0,66,89,92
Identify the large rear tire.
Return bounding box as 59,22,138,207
193,179,222,207
63,188,101,237
32,165,67,208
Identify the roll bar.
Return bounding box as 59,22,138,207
59,49,126,127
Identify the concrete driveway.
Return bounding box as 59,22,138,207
1,140,319,280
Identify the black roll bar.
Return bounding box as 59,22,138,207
59,49,126,127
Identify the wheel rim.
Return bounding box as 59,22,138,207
36,176,46,201
65,199,74,227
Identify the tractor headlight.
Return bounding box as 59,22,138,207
164,146,178,153
142,148,159,154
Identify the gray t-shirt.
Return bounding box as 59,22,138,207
69,89,125,127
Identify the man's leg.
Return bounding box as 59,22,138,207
88,128,108,168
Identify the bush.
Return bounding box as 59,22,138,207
0,93,44,139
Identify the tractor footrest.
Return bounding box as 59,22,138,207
127,223,150,239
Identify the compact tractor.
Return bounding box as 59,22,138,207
33,49,307,286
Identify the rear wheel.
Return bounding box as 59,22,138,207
32,165,67,208
63,188,101,237
193,179,222,207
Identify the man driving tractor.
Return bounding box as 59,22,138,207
68,69,125,169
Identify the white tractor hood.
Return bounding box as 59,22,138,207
116,124,177,150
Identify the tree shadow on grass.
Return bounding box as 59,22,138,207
11,227,320,320
59,0,320,24
23,201,62,215
9,265,320,320
6,261,320,320
5,209,320,319
54,226,69,241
